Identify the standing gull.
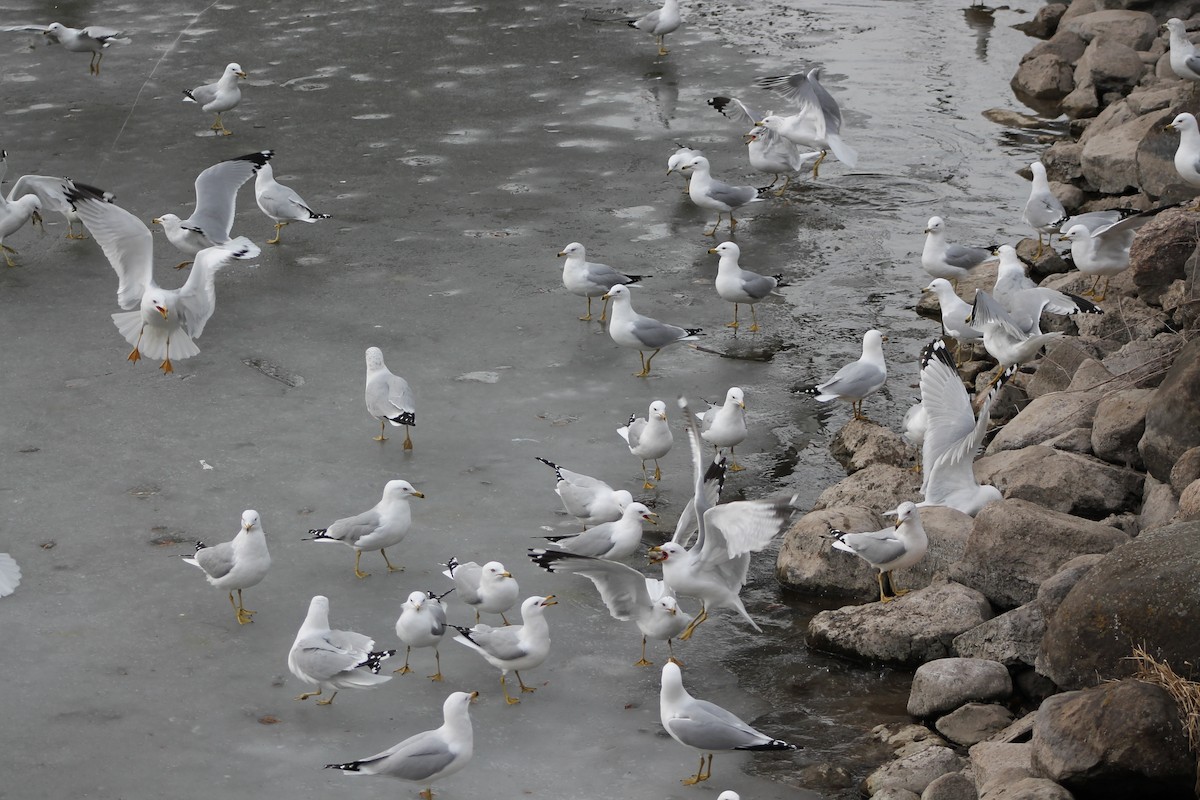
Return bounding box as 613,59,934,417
829,502,929,602
1059,209,1161,301
627,0,681,56
2,22,129,74
992,245,1099,334
0,150,44,267
288,595,395,705
602,283,703,377
921,216,995,286
709,242,787,332
1166,112,1200,204
674,156,762,236
557,241,647,322
181,510,271,624
797,329,887,420
617,400,673,489
698,387,748,472
325,690,477,800
453,595,556,705
305,479,425,579
443,558,520,624
529,548,689,666
1022,161,1065,257
538,501,657,560
667,144,703,192
968,290,1063,377
755,68,859,177
922,279,982,351
183,62,247,136
536,456,632,527
660,662,798,785
394,590,452,681
153,150,273,269
1164,19,1200,94
365,346,415,447
254,161,329,244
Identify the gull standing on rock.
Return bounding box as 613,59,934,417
394,590,451,681
921,216,996,286
325,690,477,800
453,595,556,705
922,279,982,351
1022,161,1065,257
1164,19,1200,94
536,456,632,527
618,400,673,489
305,479,425,579
992,245,1100,334
755,68,859,177
2,22,130,74
698,387,748,471
968,290,1063,378
181,510,271,625
829,502,929,602
1059,208,1162,301
365,346,416,447
529,548,690,666
602,283,703,377
797,329,887,420
443,558,520,624
538,501,657,560
153,150,273,269
254,161,329,244
557,241,647,322
660,662,799,785
709,242,787,332
673,156,762,236
183,62,247,136
289,595,395,705
1166,112,1200,205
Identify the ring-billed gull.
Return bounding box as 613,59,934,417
673,156,762,236
626,0,681,56
617,400,673,489
708,242,787,332
305,479,425,579
183,62,247,136
365,346,415,447
1166,112,1200,204
181,510,271,624
921,216,996,286
0,151,45,266
394,589,452,681
1164,19,1200,93
0,553,20,598
326,690,477,800
797,329,887,420
3,161,113,240
153,150,273,269
254,161,329,244
61,183,259,373
538,501,657,560
967,290,1062,377
922,279,982,351
992,245,1099,334
536,456,632,527
708,96,819,195
453,595,556,705
667,144,703,192
289,595,395,705
2,22,129,74
1022,161,1066,257
829,502,929,602
649,398,798,638
755,68,858,176
698,387,748,471
660,662,798,785
1059,208,1163,301
602,283,703,377
443,558,520,624
917,339,1015,517
557,241,647,322
529,548,689,666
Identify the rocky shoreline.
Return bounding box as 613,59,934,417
773,1,1200,797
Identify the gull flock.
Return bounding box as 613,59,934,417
5,2,1200,799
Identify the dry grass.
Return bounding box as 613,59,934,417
1129,644,1200,757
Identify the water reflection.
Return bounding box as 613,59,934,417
962,5,997,62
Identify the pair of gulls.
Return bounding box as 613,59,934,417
1,22,129,74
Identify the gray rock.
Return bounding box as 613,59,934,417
1090,388,1154,468
936,704,1016,747
1059,10,1158,51
974,446,1144,518
1013,668,1059,704
1139,475,1180,533
1041,141,1083,181
1060,83,1099,119
829,417,911,474
1168,445,1200,494
1068,293,1169,347
1138,337,1200,481
1042,427,1093,455
1024,339,1105,398
1073,37,1144,98
1014,3,1067,38
874,722,948,752
1129,208,1200,303
1065,358,1115,390
812,463,922,514
981,777,1075,800
1176,477,1200,521
1011,52,1076,102
950,498,1130,609
921,771,978,800
872,789,921,800
1024,28,1089,64
1037,520,1200,689
1080,107,1176,194
1034,553,1104,616
953,603,1045,668
907,658,1013,718
969,741,1036,797
866,746,968,797
805,582,994,667
1101,332,1186,389
985,391,1100,454
1031,680,1195,798
1078,95,1136,146
774,506,884,601
1127,84,1190,116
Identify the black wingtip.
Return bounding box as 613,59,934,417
358,650,395,673
1065,293,1102,315
709,96,732,115
685,328,704,337
739,739,800,751
324,761,361,772
920,338,955,373
535,456,564,480
388,411,415,426
234,150,274,169
182,89,197,101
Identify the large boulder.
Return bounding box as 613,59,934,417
908,658,1013,718
1038,521,1200,689
1012,53,1075,102
921,770,979,800
805,582,994,667
829,418,911,474
1034,553,1104,616
1024,339,1105,398
974,446,1144,518
953,603,1045,668
1090,387,1154,468
985,391,1100,454
866,746,969,797
1139,475,1180,533
1129,209,1200,303
1059,9,1158,51
1073,37,1144,102
1139,337,1200,481
935,703,1016,748
950,498,1130,609
812,463,922,514
775,506,882,600
1080,107,1176,194
1100,332,1186,389
1031,680,1195,799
